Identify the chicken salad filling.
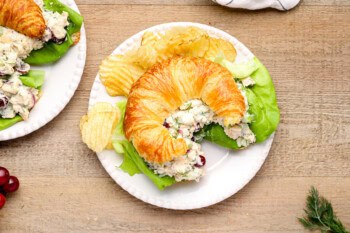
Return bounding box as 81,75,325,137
0,73,39,120
148,87,256,182
148,99,213,182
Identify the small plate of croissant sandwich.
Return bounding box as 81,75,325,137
80,22,280,209
0,0,85,140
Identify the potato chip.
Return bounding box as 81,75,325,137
158,27,210,59
141,31,159,46
135,31,167,68
127,44,158,69
204,38,237,62
130,27,208,70
99,55,146,96
130,31,162,69
80,102,119,152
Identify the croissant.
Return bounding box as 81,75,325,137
0,0,45,38
124,57,246,163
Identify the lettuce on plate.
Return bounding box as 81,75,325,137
112,100,176,190
212,55,259,79
0,116,22,131
245,59,280,142
0,70,46,131
203,57,280,149
19,70,46,89
202,123,240,150
25,0,84,65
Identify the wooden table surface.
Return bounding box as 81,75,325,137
1,0,350,232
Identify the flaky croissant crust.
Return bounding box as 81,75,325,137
124,57,246,163
0,0,45,38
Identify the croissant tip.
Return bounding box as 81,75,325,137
0,0,46,38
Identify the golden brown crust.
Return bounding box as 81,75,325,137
124,57,245,163
72,32,81,45
0,0,45,38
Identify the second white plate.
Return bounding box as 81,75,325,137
0,0,86,141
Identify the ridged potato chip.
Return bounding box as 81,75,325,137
204,38,237,62
80,102,119,152
99,55,146,96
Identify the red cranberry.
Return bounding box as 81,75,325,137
0,187,6,196
15,61,30,74
0,167,9,186
0,96,9,109
163,122,170,128
51,36,66,44
194,123,201,132
195,155,206,168
3,176,19,193
199,155,206,166
0,193,5,209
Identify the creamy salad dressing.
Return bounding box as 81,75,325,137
148,90,256,182
0,73,39,120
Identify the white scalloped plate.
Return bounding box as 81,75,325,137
0,0,86,141
90,22,274,210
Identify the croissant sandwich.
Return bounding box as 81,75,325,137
80,26,280,190
124,57,245,163
0,0,45,38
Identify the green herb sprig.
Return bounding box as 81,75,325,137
298,186,349,233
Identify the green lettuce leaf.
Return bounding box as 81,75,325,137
112,100,176,190
118,144,141,176
246,57,280,142
112,100,141,176
19,70,45,89
25,0,83,65
0,116,22,131
212,55,259,79
203,57,280,148
203,123,240,150
119,141,176,190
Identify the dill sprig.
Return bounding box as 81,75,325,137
298,186,349,233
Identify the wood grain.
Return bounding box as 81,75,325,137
0,177,349,232
75,0,350,6
0,1,349,233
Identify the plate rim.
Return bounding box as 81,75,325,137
90,22,274,210
0,0,86,141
